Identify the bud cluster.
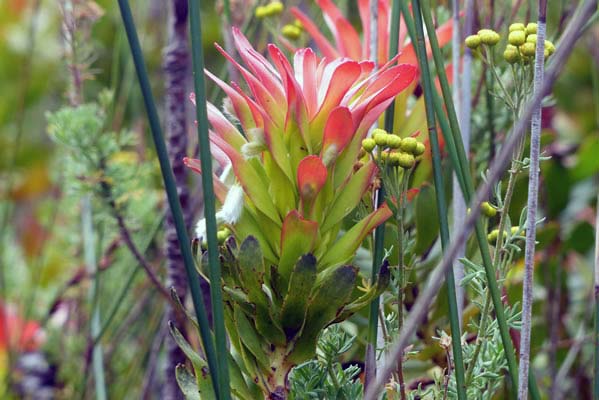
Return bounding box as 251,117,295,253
255,1,284,18
362,128,425,170
281,20,303,40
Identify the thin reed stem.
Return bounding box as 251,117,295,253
187,0,231,397
116,0,221,396
518,2,547,397
410,2,466,398
82,196,107,400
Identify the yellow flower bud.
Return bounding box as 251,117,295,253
281,24,301,40
387,135,403,149
255,5,268,18
372,128,388,145
380,150,390,162
399,137,418,154
526,33,537,44
361,138,376,152
509,22,526,32
510,226,521,235
266,1,284,16
294,19,303,29
478,29,501,46
413,142,426,156
545,40,555,56
398,152,415,169
481,201,497,218
389,152,401,167
508,30,526,46
217,228,231,243
487,229,499,244
465,35,481,49
520,42,536,57
503,45,520,64
526,22,537,35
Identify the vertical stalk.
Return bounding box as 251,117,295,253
451,0,466,326
187,0,231,398
115,0,222,397
594,187,599,400
410,2,466,398
82,196,107,400
365,0,381,389
163,0,193,398
518,1,547,398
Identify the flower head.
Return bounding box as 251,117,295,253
187,29,417,268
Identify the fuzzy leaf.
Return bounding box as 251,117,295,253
321,161,377,233
287,265,357,363
234,306,270,370
319,204,392,269
175,364,203,400
279,211,319,284
280,254,317,340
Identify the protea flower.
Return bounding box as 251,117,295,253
291,0,454,66
181,29,416,398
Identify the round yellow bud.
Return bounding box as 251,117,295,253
520,42,536,57
508,30,526,46
413,142,426,156
465,35,481,49
361,138,376,152
389,152,401,167
373,129,389,147
526,22,537,35
387,135,403,149
397,152,415,169
544,40,555,56
255,5,268,18
526,33,537,44
503,45,520,64
478,29,501,46
281,24,301,40
399,137,418,154
510,226,521,235
487,229,499,244
266,1,284,16
509,23,526,32
481,201,497,218
217,228,231,243
294,19,303,29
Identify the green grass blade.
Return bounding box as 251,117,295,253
408,2,466,398
115,0,222,397
187,0,231,398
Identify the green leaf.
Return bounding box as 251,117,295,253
234,306,271,370
332,259,391,322
287,265,357,363
168,322,216,399
319,204,392,269
280,254,317,340
414,184,439,255
278,211,319,285
238,236,286,345
320,161,377,233
175,364,202,400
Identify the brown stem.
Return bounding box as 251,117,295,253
162,0,202,398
